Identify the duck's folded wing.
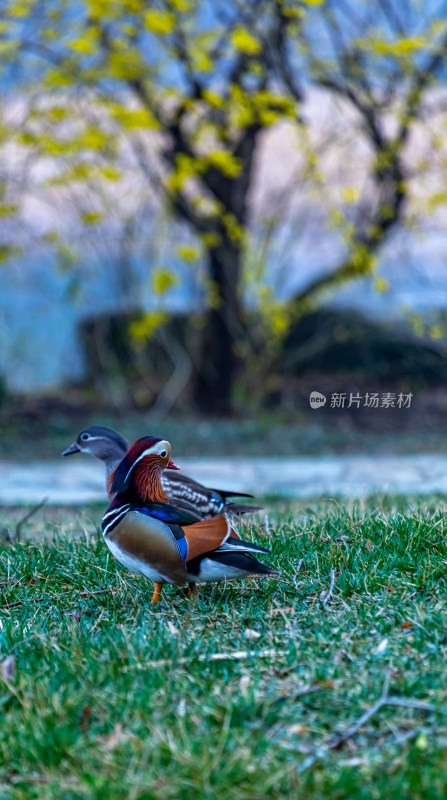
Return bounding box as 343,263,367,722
162,472,224,510
133,502,202,526
182,515,235,562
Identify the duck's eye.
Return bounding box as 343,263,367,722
80,433,90,441
160,449,167,458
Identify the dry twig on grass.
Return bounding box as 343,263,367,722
13,497,48,542
293,559,304,588
299,670,445,772
272,684,322,706
320,569,336,607
0,588,112,610
124,649,288,670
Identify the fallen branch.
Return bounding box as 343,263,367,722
0,599,25,610
272,684,322,706
293,559,304,587
385,698,443,713
125,649,288,670
299,671,445,772
0,588,112,610
328,671,391,750
13,497,48,542
320,569,336,607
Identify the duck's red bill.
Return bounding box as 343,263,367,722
167,459,180,470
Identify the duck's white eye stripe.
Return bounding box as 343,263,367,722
123,447,158,484
121,442,170,484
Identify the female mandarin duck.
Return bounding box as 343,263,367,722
101,436,278,602
63,425,260,517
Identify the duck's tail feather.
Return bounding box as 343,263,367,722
187,551,279,582
215,537,270,555
210,489,255,500
225,503,263,517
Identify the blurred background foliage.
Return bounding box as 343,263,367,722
1,0,447,431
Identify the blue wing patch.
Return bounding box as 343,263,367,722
176,536,188,562
133,503,199,526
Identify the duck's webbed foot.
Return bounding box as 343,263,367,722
151,582,163,604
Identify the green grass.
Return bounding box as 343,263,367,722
2,496,447,798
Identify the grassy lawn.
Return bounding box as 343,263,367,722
1,496,447,798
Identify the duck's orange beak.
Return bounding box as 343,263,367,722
167,459,180,470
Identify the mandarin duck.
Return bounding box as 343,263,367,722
62,425,260,517
101,436,278,602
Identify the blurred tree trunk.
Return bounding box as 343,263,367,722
194,237,242,414
191,125,258,414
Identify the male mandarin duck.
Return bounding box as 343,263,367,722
101,436,278,602
62,425,260,517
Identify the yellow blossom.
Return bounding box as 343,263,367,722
231,28,261,55
152,268,178,294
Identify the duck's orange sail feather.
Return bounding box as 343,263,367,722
183,515,239,562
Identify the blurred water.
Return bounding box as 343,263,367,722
2,453,447,504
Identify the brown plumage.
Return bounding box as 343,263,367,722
134,455,169,504
182,515,231,562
